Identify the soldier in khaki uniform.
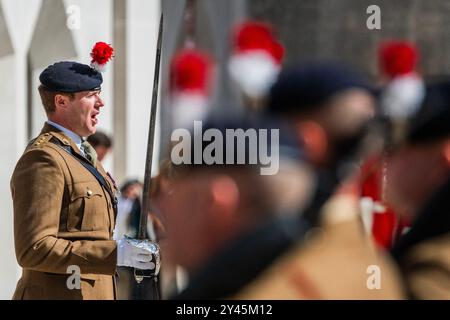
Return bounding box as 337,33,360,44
387,80,450,299
11,60,156,300
234,63,405,299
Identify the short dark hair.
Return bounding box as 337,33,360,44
87,131,113,148
38,84,75,114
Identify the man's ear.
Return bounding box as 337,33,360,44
295,120,328,165
209,174,240,224
54,94,70,110
443,139,450,167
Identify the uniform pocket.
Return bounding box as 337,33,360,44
67,181,106,231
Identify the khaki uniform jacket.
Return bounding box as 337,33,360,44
399,234,450,299
11,123,118,300
235,195,406,299
392,178,450,300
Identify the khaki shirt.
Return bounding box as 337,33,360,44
235,195,406,299
11,123,118,300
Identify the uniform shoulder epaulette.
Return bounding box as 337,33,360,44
30,132,53,149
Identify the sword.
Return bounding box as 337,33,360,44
133,13,163,297
184,0,197,48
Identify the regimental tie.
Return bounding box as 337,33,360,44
81,140,97,167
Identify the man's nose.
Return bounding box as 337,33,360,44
96,96,105,108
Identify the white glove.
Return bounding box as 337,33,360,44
116,238,158,270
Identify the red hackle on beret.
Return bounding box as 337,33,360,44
231,20,284,64
170,48,213,95
90,42,114,72
379,41,418,78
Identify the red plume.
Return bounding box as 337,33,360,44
170,48,213,95
232,21,284,64
90,42,114,72
379,41,418,78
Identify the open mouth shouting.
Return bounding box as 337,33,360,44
91,111,99,126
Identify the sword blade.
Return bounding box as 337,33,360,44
138,13,164,241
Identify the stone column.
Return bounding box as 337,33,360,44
0,1,18,300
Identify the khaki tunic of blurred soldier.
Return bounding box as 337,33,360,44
398,234,450,299
235,193,405,299
11,123,118,300
387,80,450,300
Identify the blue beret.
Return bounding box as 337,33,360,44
39,61,102,93
408,80,450,143
268,62,374,115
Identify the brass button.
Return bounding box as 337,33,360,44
62,139,70,145
87,189,93,196
44,133,50,136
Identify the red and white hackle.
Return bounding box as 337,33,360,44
90,42,114,73
170,48,214,129
228,21,284,99
378,41,424,119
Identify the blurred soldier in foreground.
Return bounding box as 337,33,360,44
267,62,378,226
159,62,405,299
359,41,424,249
161,118,279,299
388,80,450,299
234,62,405,299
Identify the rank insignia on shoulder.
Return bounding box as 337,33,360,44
32,134,52,148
